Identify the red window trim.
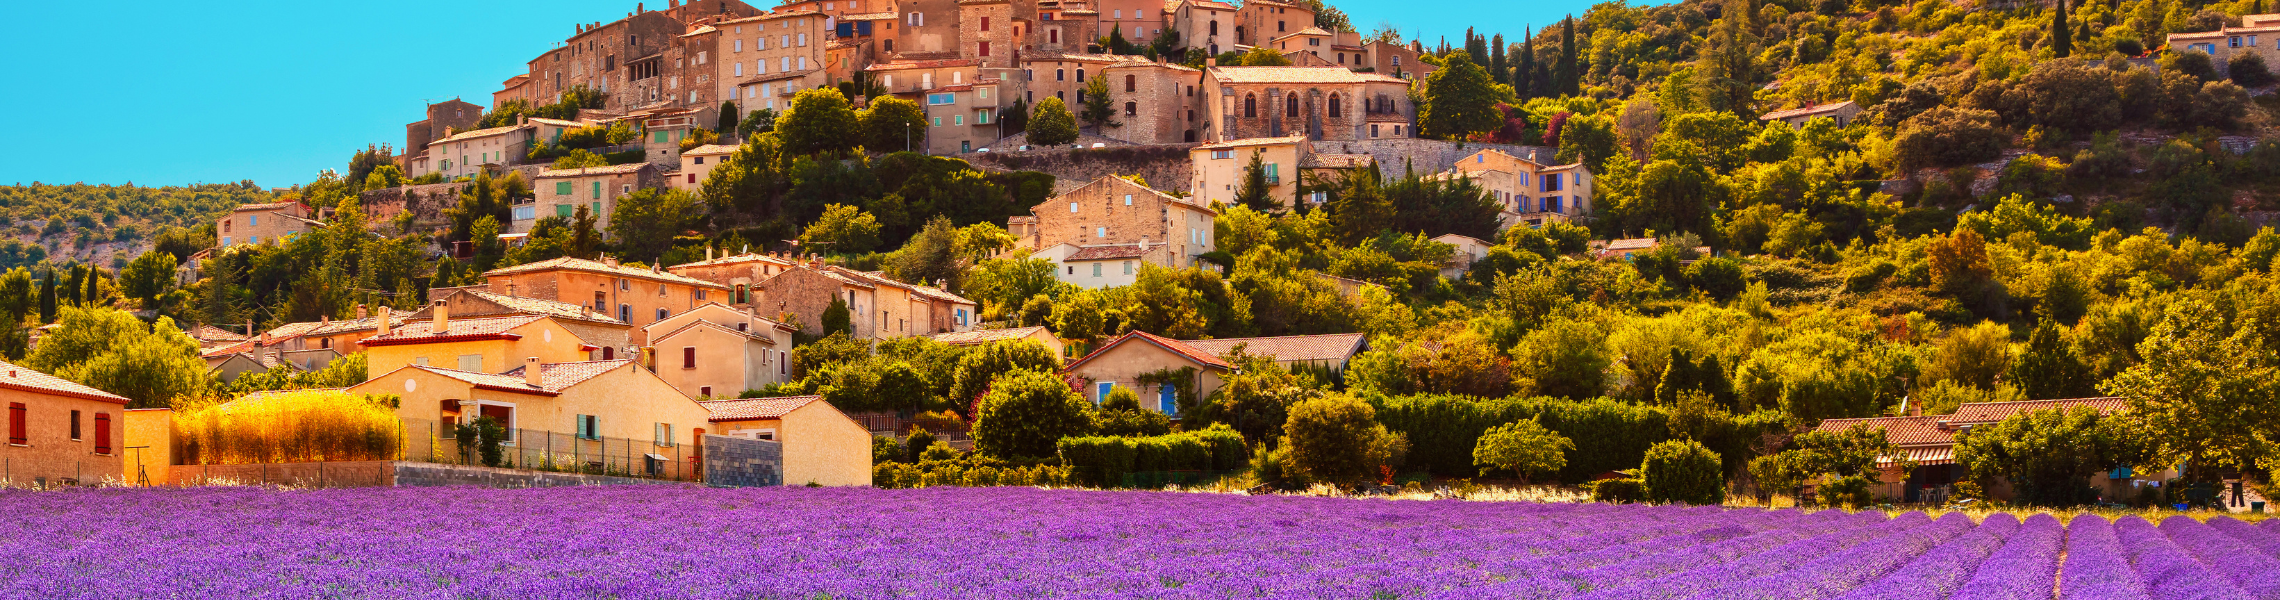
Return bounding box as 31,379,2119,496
682,347,697,369
7,402,24,445
94,413,111,455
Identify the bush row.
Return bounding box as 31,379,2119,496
1370,394,1784,483
1057,425,1247,488
872,460,1072,489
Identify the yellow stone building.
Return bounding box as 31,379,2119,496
698,395,872,486
357,304,598,377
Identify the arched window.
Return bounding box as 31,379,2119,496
1244,94,1256,118
1124,101,1137,116
1285,94,1298,118
1328,95,1341,118
1076,68,1086,81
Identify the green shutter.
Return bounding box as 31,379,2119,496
592,182,602,199
555,182,571,195
557,204,573,218
654,131,667,143
592,201,602,215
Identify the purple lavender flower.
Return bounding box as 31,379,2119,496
1950,513,2065,600
2208,516,2280,559
1836,512,2020,600
2060,514,2153,600
2115,515,2253,600
2156,516,2280,598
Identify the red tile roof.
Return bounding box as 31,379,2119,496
1812,397,2136,453
927,326,1054,346
408,365,559,396
1812,415,1952,446
1944,397,2130,425
0,359,129,404
1065,244,1156,261
423,289,626,325
485,257,730,290
700,395,823,420
357,314,543,347
1064,330,1232,373
1180,333,1367,364
188,325,247,342
500,360,636,393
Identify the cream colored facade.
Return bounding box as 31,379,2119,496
1169,0,1238,55
1017,176,1217,264
359,313,597,377
720,10,833,115
483,257,734,346
350,360,710,448
1448,148,1595,227
644,303,797,399
421,124,534,180
1060,331,1226,414
702,396,873,486
1189,135,1304,207
678,144,737,192
0,363,131,486
923,80,1004,154
532,163,659,234
217,202,315,249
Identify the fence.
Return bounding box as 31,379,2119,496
395,417,704,483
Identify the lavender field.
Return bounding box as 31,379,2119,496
4,486,2279,599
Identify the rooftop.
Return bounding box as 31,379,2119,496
683,144,739,157
1208,66,1407,84
927,326,1054,346
233,202,304,212
427,289,627,325
1758,100,1858,121
434,124,528,144
500,360,636,393
1065,330,1232,372
535,163,653,177
1065,244,1157,261
0,358,130,404
486,257,731,290
866,58,984,71
357,314,544,347
701,395,823,420
1196,135,1308,151
1180,333,1367,364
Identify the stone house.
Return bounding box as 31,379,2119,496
217,201,315,249
1099,60,1203,144
699,395,873,486
927,325,1066,364
639,109,701,168
1270,26,1334,62
531,163,662,233
922,79,1005,154
1095,0,1165,42
1014,175,1218,267
1430,233,1494,280
891,0,966,57
957,0,1019,68
677,143,737,191
528,117,591,147
869,58,988,100
826,267,978,337
506,1,763,117
410,288,635,359
349,358,708,456
420,123,535,180
1061,330,1230,414
0,358,129,486
1189,135,1306,208
1028,4,1100,54
1758,100,1861,129
481,256,733,345
717,9,833,118
1447,148,1594,228
1233,0,1311,46
2168,14,2280,73
1364,40,1434,80
1020,53,1133,108
403,99,484,170
1031,242,1177,288
1201,66,1412,142
665,251,803,305
748,264,880,338
357,308,599,377
643,302,796,399
1180,332,1367,371
1168,0,1238,55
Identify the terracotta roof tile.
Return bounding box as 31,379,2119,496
701,395,822,420
1065,330,1231,372
866,59,983,71
536,163,652,177
429,289,626,325
434,124,528,143
1812,415,1951,446
1944,397,2129,425
928,326,1053,345
1065,244,1157,261
1180,333,1366,363
486,257,730,290
233,202,304,212
0,359,129,404
683,144,739,156
1209,66,1407,84
500,360,635,393
1195,135,1308,150
188,325,247,342
358,314,543,347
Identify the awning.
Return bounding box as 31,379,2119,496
1883,446,1954,467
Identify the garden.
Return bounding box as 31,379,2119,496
9,485,2280,599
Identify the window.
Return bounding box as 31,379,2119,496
94,413,110,455
592,181,602,199
413,357,429,366
1123,261,1134,275
683,347,697,369
1124,194,1133,206
1069,202,1080,213
555,181,572,195
593,291,608,312
1124,74,1136,92
1328,95,1341,118
655,422,675,447
1076,69,1085,81
734,39,743,52
657,308,671,321
514,205,535,220
1124,101,1136,116
927,92,955,105
1095,382,1114,403
1096,226,1107,237
954,115,965,125
458,355,482,372
1056,68,1065,81
981,16,990,31
620,304,632,322
1244,94,1256,117
2232,36,2242,48
576,415,599,440
1265,163,1279,184
1286,94,1298,117
1371,124,1380,137
979,109,992,124
779,350,788,375
980,41,990,56
70,410,81,441
699,386,712,398
1211,149,1233,159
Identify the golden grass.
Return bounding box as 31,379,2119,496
177,390,401,465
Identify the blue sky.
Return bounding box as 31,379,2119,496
0,0,1600,188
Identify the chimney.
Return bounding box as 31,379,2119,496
525,357,544,387
377,306,393,336
637,2,644,12
518,114,528,125
260,331,272,346
1206,57,1216,67
706,246,714,261
320,314,330,325
604,255,619,267
444,126,455,137
507,281,518,297
432,300,450,333
355,304,368,320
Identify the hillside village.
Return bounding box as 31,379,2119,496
10,0,2280,520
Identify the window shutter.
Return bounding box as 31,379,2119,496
94,413,111,455
7,403,23,445
683,347,696,368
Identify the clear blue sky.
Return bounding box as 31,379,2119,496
0,0,1601,188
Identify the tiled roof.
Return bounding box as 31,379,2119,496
500,360,635,393
1209,66,1407,84
866,58,983,71
1759,101,1858,121
201,339,257,359
649,319,780,344
683,144,738,156
1276,26,1333,40
1432,233,1493,247
357,314,543,347
1944,397,2130,425
1601,238,1658,251
1184,0,1238,9
701,395,823,420
0,358,128,404
1065,244,1156,261
1180,333,1366,364
741,68,824,85
928,326,1054,346
536,163,652,177
188,325,247,342
840,11,897,19
301,315,411,337
1813,415,1951,446
408,365,557,396
433,289,626,325
1065,330,1232,372
233,201,303,212
486,257,731,290
257,321,326,345
1196,135,1308,150
910,284,974,305
668,252,798,270
1303,153,1373,169
434,124,527,143
528,118,586,128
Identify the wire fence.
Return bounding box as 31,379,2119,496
395,417,703,483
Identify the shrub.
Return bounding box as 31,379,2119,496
1057,424,1248,487
2231,53,2275,88
1282,394,1409,485
971,370,1097,460
1588,478,1645,503
1820,475,1874,507
175,390,401,465
1641,439,1725,505
1472,417,1574,482
1891,107,2004,170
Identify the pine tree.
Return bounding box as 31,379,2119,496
83,267,101,307
1491,34,1508,85
1465,28,1488,66
1234,149,1281,212
1557,17,1579,95
2050,0,2073,58
1518,30,1536,99
64,265,84,306
2010,319,2096,400
37,268,55,324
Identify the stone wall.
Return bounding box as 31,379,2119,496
701,434,783,487
969,144,1194,195
1314,139,1559,176
392,462,681,488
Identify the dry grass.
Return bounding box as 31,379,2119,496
177,390,401,465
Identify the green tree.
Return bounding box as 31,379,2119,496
2103,299,2280,482
2011,319,2096,400
1234,149,1280,212
550,149,609,169
30,308,207,408
1280,393,1409,485
1955,407,2154,506
1027,97,1079,147
776,87,862,156
1554,115,1620,173
861,96,930,153
1472,417,1573,482
947,339,1061,411
1079,76,1120,131
1641,439,1725,505
799,204,883,254
1557,16,1579,95
971,369,1097,459
0,268,32,325
1420,54,1504,140
1892,107,2005,170
2232,53,2276,88
38,268,56,323
119,250,178,310
718,101,740,134
2050,0,2072,58
607,188,702,262
1692,4,1757,114
820,297,853,337
1239,46,1293,66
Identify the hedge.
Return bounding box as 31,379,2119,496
1057,425,1247,488
1369,394,1786,483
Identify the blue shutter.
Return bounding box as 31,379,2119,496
1096,382,1113,404
1158,384,1177,415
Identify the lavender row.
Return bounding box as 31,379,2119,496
2209,516,2280,560
1702,511,1976,600
2156,516,2280,598
1948,513,2065,600
2062,515,2154,600
1835,512,2020,600
1420,509,1825,599
1549,509,1886,597
2116,515,2254,600
1574,511,1917,600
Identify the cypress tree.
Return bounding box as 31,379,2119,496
1558,16,1579,95
1518,30,1536,99
2050,0,2072,58
84,267,100,307
1465,28,1488,66
36,269,54,323
64,265,84,306
1491,34,1508,85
